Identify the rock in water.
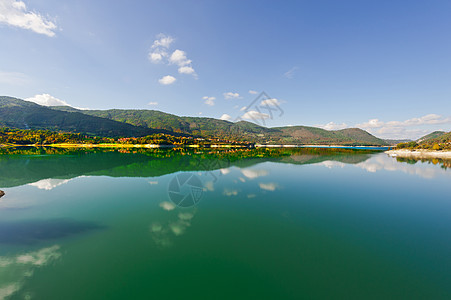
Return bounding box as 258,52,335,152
0,190,4,198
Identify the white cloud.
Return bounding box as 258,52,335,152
0,71,30,85
148,101,158,106
284,67,298,79
259,182,277,191
169,49,196,77
242,110,270,121
158,75,176,85
152,34,174,49
249,90,258,95
316,113,451,139
178,66,195,74
317,122,348,131
149,51,166,63
148,34,172,63
357,114,451,129
148,35,196,77
203,96,215,106
260,98,280,106
169,49,190,66
220,114,231,121
0,0,58,36
356,114,451,139
25,94,70,107
223,92,240,99
356,118,385,129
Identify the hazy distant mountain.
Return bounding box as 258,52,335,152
0,96,172,137
384,139,412,146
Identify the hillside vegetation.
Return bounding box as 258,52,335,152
52,106,387,145
397,131,451,150
0,128,249,147
417,131,446,143
0,97,172,137
1,96,387,145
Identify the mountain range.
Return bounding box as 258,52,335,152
1,96,388,145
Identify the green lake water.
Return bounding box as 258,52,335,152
0,148,450,299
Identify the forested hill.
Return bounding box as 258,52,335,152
0,96,176,137
417,131,446,142
397,130,451,150
52,106,387,145
0,96,387,145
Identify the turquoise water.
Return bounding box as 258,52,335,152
0,148,450,299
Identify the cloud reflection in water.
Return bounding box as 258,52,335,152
316,154,451,179
150,203,197,247
0,245,61,299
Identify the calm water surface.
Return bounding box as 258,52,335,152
0,148,450,299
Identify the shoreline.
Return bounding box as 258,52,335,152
1,143,391,150
386,149,451,159
0,143,251,149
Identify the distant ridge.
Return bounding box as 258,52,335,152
1,96,387,145
0,96,176,137
384,139,412,146
52,105,387,145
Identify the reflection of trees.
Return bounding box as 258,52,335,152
0,147,376,188
396,156,451,169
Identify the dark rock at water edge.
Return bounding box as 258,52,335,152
0,190,4,198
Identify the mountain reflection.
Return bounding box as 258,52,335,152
0,147,377,189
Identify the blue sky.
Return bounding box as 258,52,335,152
1,0,450,139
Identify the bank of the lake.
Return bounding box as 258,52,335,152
1,143,393,150
1,143,252,149
257,144,392,150
386,149,451,159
